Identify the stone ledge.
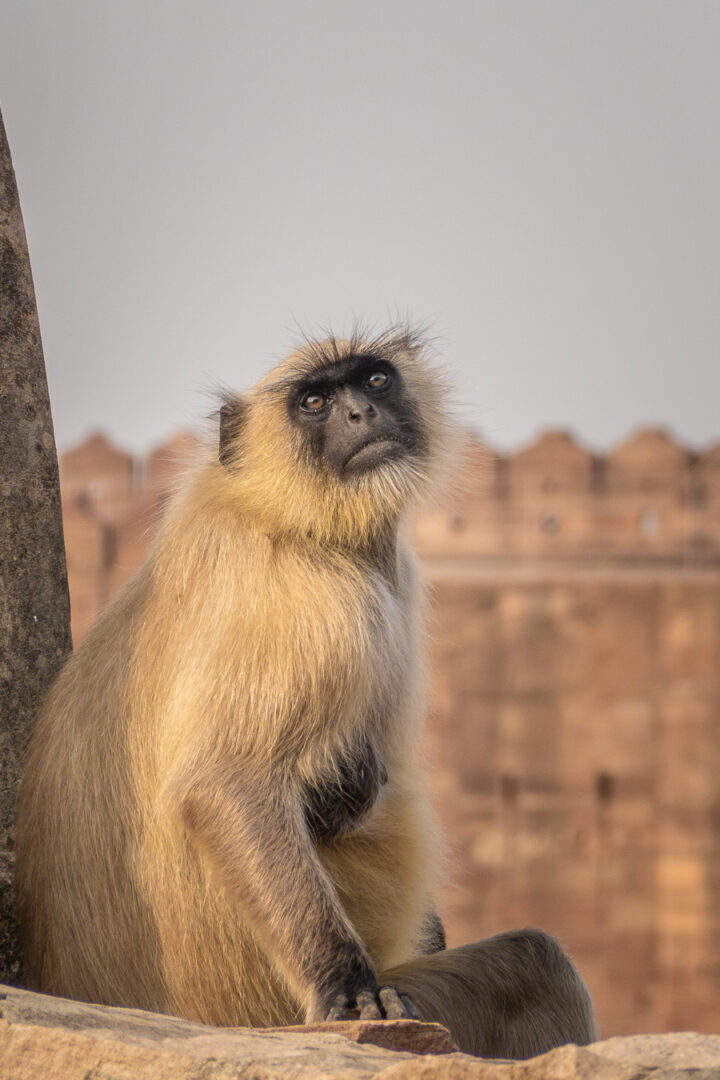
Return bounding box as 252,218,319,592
1,983,719,1079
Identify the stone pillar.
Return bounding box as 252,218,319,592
0,108,72,983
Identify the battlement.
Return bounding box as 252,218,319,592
416,427,720,563
58,430,202,640
59,425,720,640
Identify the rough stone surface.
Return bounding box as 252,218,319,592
1,984,720,1080
266,1019,459,1055
590,1032,720,1070
0,109,72,985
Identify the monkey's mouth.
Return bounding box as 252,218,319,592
343,436,407,474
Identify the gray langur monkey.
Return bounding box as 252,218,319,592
16,328,596,1056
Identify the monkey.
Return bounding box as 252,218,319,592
16,326,596,1055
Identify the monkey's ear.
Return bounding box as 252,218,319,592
219,396,248,467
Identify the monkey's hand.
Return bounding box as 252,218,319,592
312,982,421,1023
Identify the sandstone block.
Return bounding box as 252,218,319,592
2,984,720,1079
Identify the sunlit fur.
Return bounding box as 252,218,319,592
16,328,451,1026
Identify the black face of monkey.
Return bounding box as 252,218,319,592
289,355,421,477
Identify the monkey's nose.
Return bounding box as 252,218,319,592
347,402,377,423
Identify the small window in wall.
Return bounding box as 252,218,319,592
591,457,606,491
495,459,510,498
688,532,714,554
500,774,519,802
639,508,660,537
595,772,615,803
540,510,561,535
688,484,707,509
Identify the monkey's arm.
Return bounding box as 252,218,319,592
176,769,412,1023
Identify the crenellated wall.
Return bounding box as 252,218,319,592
416,428,720,564
58,431,201,641
56,426,720,1037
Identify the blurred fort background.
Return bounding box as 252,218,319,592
58,427,720,1038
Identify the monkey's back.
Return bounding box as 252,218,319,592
16,571,167,1009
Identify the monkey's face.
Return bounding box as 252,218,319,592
290,356,421,479
219,328,451,544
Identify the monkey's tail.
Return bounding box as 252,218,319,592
379,929,597,1059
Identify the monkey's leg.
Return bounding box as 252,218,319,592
378,929,597,1059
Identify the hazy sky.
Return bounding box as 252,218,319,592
2,1,719,454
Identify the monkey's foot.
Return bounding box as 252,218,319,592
323,986,420,1022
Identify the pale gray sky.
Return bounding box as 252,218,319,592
2,1,719,454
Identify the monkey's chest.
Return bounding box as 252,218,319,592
303,738,387,844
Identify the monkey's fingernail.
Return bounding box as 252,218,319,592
379,986,407,1019
400,993,422,1020
356,990,382,1020
325,993,348,1022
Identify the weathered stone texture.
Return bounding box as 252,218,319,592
2,983,720,1079
415,428,720,561
425,569,720,1036
57,429,200,640
0,110,72,984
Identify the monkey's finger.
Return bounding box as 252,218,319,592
324,993,349,1022
379,985,411,1020
356,989,382,1020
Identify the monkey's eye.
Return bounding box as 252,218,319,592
299,391,328,413
364,371,391,391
